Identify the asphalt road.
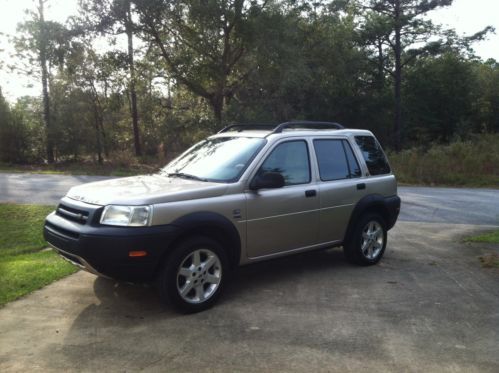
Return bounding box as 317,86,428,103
0,173,109,205
0,173,498,371
0,172,498,225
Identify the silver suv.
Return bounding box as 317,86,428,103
44,121,401,313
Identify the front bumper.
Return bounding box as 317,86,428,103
44,202,180,281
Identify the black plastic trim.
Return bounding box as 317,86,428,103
218,121,345,135
44,209,242,281
344,194,401,242
218,123,277,133
44,211,181,281
273,121,344,133
171,211,241,268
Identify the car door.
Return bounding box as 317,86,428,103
245,139,320,258
313,138,367,243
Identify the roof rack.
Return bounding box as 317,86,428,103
218,123,277,133
272,121,344,133
218,121,345,135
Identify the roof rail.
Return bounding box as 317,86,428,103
272,121,344,134
218,121,345,135
218,123,277,133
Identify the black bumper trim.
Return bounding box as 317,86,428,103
384,195,401,230
48,243,110,278
44,212,181,282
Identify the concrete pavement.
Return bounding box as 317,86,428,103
1,172,498,371
0,222,498,372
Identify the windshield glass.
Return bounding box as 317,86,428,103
161,137,266,182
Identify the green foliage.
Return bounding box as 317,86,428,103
0,204,77,306
472,59,499,134
0,0,498,167
404,53,477,143
389,134,499,187
0,90,43,163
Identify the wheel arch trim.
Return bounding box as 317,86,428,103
158,211,241,271
344,194,398,243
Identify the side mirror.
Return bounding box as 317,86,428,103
250,172,285,190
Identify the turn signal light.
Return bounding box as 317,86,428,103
129,251,148,257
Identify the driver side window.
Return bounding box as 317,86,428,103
256,140,311,186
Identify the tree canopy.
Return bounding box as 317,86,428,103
0,0,497,164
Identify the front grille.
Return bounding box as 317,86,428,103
56,204,89,224
45,221,80,239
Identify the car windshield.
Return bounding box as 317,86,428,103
161,136,266,182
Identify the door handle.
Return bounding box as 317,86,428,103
356,183,366,190
305,189,317,197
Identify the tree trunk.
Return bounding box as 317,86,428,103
393,0,402,151
93,105,103,165
125,0,141,157
100,121,108,158
377,39,385,92
38,0,54,163
210,94,224,127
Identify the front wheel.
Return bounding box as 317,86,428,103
158,236,228,313
344,213,387,265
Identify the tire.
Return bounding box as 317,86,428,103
158,236,228,313
344,213,387,266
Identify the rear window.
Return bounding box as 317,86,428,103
354,136,391,175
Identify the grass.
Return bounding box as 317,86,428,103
388,134,499,188
465,229,499,244
465,229,499,269
0,204,77,306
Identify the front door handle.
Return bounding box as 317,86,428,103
305,189,317,197
357,183,366,190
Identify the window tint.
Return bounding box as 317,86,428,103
257,141,310,185
343,141,361,177
314,139,361,181
355,136,391,175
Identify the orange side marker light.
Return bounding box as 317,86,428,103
129,251,148,257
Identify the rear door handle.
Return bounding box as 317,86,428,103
356,183,366,190
305,189,317,197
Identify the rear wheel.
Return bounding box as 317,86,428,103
158,236,228,313
344,213,387,265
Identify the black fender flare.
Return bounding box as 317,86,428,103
170,211,241,268
344,194,399,242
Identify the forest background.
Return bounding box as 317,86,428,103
0,0,498,186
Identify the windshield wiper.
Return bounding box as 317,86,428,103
167,172,209,182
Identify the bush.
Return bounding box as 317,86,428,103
388,134,499,187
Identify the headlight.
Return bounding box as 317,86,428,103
100,205,152,226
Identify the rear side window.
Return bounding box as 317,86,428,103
354,136,391,175
314,139,361,181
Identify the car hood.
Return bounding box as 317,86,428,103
66,174,228,206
